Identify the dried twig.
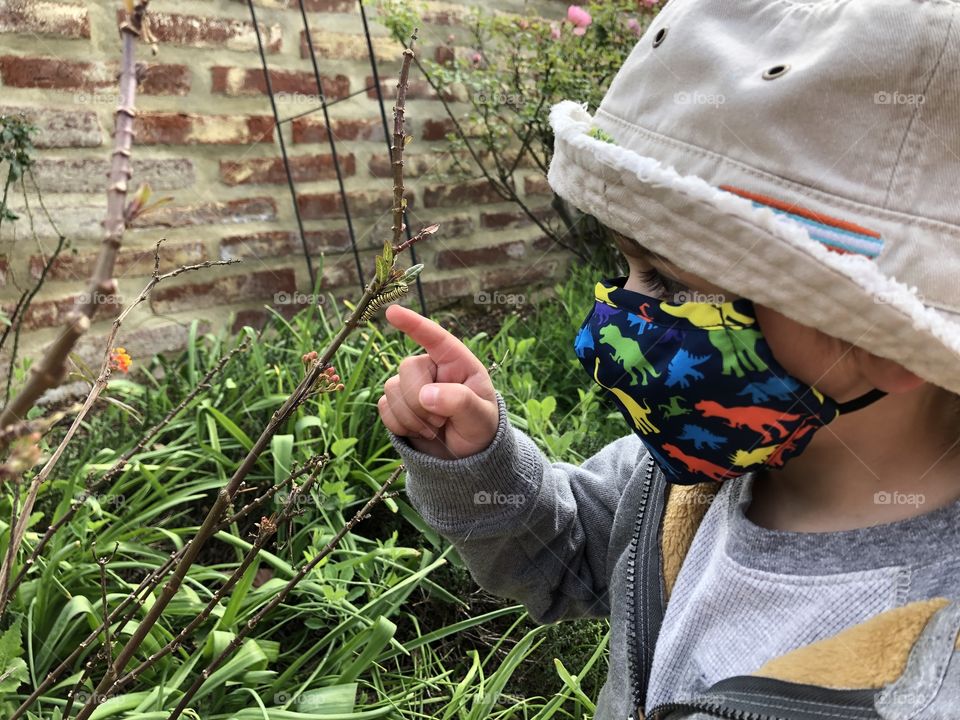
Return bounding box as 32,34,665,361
0,0,152,428
12,461,311,720
95,544,119,681
0,403,76,455
1,227,67,407
111,457,328,692
0,338,253,613
392,37,588,262
72,34,433,720
165,465,403,720
0,242,237,612
391,35,417,250
222,454,327,527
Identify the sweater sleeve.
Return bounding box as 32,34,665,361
384,390,645,624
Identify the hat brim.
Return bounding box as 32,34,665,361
547,100,960,395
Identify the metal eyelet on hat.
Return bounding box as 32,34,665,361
652,26,668,47
763,63,791,80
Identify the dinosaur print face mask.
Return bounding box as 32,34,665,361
574,277,886,484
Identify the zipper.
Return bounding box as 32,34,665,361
626,455,666,715
647,699,771,720
645,677,881,720
626,463,884,720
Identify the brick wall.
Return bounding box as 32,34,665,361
0,0,571,378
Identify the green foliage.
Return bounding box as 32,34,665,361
378,0,660,138
378,0,659,273
0,618,28,698
472,263,627,461
586,127,617,145
374,239,394,284
376,0,661,272
2,260,626,718
0,113,38,223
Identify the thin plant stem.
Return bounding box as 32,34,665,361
165,465,403,720
0,336,252,612
0,247,238,611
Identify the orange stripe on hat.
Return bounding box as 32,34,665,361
720,185,881,239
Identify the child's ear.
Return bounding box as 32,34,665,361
856,348,926,394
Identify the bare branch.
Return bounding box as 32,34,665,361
391,30,418,249
0,0,152,428
0,338,253,610
111,457,328,691
0,247,236,612
165,465,403,720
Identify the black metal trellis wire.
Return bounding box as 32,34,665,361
246,0,428,316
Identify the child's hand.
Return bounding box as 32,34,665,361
379,304,499,460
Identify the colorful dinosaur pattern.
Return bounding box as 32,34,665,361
574,325,595,359
627,312,651,333
695,400,802,444
593,357,660,435
658,396,690,418
677,424,727,451
767,422,820,468
666,350,710,388
595,281,618,307
658,301,756,330
663,443,739,482
737,376,802,403
575,277,840,484
729,445,778,467
708,327,768,378
593,302,621,324
598,324,661,387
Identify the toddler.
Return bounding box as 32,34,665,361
378,1,960,717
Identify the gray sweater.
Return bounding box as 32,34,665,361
385,391,960,719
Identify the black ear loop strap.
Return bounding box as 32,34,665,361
836,388,888,415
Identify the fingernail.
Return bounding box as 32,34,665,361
420,385,439,407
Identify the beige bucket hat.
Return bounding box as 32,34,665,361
547,0,960,395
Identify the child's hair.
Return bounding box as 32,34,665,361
951,391,960,418
946,391,960,452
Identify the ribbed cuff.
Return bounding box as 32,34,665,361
385,391,544,535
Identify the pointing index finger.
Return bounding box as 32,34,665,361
384,304,480,369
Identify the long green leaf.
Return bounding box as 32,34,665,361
336,616,396,684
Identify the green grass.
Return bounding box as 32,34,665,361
1,260,630,719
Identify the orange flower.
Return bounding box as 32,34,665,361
109,347,132,373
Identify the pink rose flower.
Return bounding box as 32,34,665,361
567,5,592,35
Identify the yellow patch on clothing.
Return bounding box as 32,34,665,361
753,598,953,688
660,482,719,598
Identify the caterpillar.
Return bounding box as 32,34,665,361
359,283,409,323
